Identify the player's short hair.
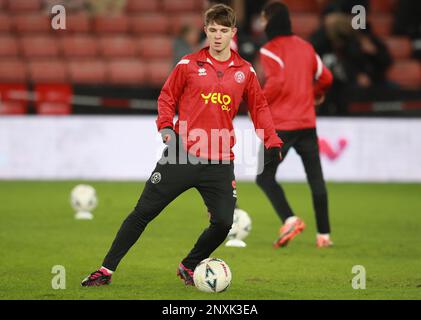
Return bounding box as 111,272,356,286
204,4,236,28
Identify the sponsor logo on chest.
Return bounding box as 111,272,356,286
201,92,232,111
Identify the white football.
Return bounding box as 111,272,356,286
70,184,97,212
227,208,252,241
193,258,232,293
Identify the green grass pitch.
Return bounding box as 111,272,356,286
0,181,420,300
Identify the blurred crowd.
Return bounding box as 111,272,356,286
309,0,421,114
309,0,395,114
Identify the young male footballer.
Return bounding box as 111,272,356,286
81,4,282,287
256,1,334,248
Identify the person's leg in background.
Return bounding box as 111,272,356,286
294,128,332,248
255,131,305,248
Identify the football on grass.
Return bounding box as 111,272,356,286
227,208,252,241
193,258,232,293
70,184,97,212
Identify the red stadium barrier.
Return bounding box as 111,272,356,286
0,84,28,115
34,84,72,115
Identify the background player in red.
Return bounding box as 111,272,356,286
256,1,334,248
81,4,282,287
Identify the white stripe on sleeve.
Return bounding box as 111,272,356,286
260,47,285,69
177,59,190,65
315,54,323,80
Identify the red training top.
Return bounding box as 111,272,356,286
157,47,282,161
260,35,333,130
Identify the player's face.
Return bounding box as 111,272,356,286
204,22,236,53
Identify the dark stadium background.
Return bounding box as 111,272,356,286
0,0,420,117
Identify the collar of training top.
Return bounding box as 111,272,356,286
196,47,245,68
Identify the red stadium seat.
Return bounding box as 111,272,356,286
0,59,27,83
20,36,60,58
34,84,72,115
137,36,172,59
99,36,137,58
370,0,397,14
28,60,68,83
131,14,169,35
162,0,196,12
94,15,129,33
169,13,203,35
7,0,42,12
384,37,412,60
14,14,51,33
194,1,204,11
369,14,393,37
0,14,12,32
0,35,19,57
126,0,160,12
387,60,421,89
68,60,107,84
282,0,320,13
108,59,146,84
60,35,99,58
0,84,28,115
145,60,172,86
66,13,92,33
291,14,320,39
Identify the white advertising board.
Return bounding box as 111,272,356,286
1,116,420,182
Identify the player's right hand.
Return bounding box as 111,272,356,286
160,126,175,144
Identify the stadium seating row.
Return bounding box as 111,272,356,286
0,13,203,35
0,12,399,37
0,0,202,13
0,58,171,85
1,57,420,89
0,35,174,59
0,33,414,62
387,60,421,90
0,0,399,14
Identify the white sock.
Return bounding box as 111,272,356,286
100,266,114,274
285,216,298,225
317,233,330,240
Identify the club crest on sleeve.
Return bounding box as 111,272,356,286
151,172,161,184
234,71,245,83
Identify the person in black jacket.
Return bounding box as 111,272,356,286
310,7,393,114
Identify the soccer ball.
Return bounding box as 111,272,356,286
193,258,232,293
227,208,252,241
70,184,97,214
